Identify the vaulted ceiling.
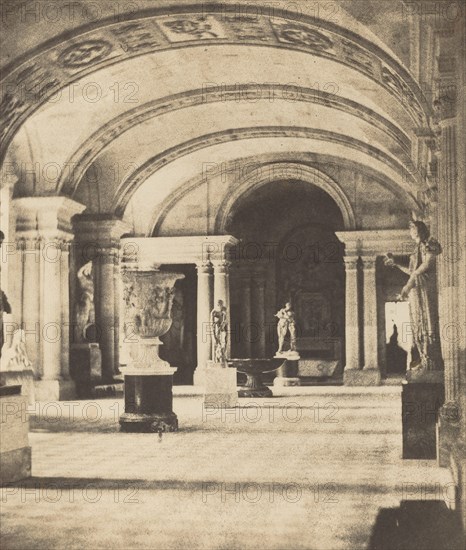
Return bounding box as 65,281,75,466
1,1,435,234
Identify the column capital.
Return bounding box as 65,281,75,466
343,256,359,270
211,259,231,272
73,215,131,247
195,261,213,274
360,256,377,270
14,197,86,238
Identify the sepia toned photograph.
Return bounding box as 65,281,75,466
0,1,465,548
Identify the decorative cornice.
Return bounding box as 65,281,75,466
73,216,131,246
0,6,430,162
121,235,239,267
13,196,86,236
112,126,415,217
335,229,412,256
60,85,410,195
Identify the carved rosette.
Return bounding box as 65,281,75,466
122,269,185,339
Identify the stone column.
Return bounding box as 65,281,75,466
251,270,266,358
435,73,463,468
195,262,213,371
13,197,85,400
93,244,119,383
241,271,252,358
73,217,130,384
343,256,363,385
361,256,381,385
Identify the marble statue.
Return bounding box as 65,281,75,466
211,299,228,365
384,220,444,380
75,261,95,342
275,302,298,357
0,329,32,372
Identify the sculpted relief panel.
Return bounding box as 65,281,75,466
0,10,427,160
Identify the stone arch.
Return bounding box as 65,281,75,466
214,162,357,233
111,127,415,218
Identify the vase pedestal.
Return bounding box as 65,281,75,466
119,338,178,433
402,380,445,459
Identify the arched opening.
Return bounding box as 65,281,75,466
225,179,345,383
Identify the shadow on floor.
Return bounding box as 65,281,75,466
369,500,464,550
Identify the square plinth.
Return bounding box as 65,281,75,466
402,382,445,459
0,391,31,483
203,364,237,408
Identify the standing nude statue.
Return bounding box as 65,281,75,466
275,302,297,355
211,299,228,365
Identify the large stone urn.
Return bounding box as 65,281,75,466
228,358,285,398
119,268,184,433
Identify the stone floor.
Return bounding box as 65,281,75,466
0,387,463,549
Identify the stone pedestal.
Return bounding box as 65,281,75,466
203,362,237,408
450,444,466,531
119,269,184,433
436,402,461,468
402,381,445,459
343,368,381,386
274,359,301,387
0,370,35,405
119,338,178,432
34,380,76,402
0,386,31,483
70,343,102,398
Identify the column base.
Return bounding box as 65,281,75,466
344,368,381,386
193,366,207,388
437,402,461,467
204,363,237,408
450,443,466,532
34,379,76,401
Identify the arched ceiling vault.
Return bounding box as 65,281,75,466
1,2,432,229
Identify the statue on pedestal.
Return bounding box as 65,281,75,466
274,302,299,358
211,300,228,365
75,261,95,342
384,220,444,382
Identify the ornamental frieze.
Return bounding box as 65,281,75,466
57,40,113,68
0,10,428,161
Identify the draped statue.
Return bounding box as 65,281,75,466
75,261,95,342
385,221,444,380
